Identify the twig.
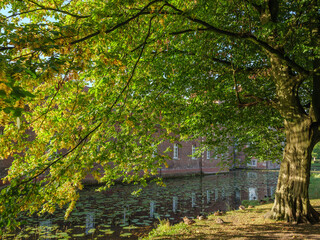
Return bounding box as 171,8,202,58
16,14,154,186
232,67,242,104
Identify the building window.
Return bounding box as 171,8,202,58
173,143,179,159
151,144,157,158
247,159,257,167
207,150,210,159
192,145,197,160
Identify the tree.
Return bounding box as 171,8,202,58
0,0,319,229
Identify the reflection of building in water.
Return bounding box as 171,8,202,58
235,187,241,201
268,186,275,197
238,171,278,201
191,192,196,208
247,171,258,179
221,187,225,199
39,219,52,240
248,187,258,200
123,206,128,224
173,196,178,213
85,212,95,234
215,189,219,201
206,190,210,203
96,171,279,230
150,201,155,218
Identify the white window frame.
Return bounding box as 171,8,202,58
207,150,210,159
247,159,257,167
151,144,157,158
173,143,179,159
192,145,197,160
251,159,257,166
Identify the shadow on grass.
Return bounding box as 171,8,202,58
148,201,320,240
193,222,320,240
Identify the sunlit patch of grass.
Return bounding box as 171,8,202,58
141,201,320,240
311,162,320,169
241,199,260,207
143,219,190,239
310,174,320,199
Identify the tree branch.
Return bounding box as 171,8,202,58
163,1,310,75
169,28,209,35
70,0,161,45
69,31,101,45
25,0,90,19
268,0,279,23
237,94,273,108
170,47,269,74
233,68,242,104
6,8,44,18
311,58,320,122
104,0,160,35
244,0,262,14
15,14,154,187
0,46,15,52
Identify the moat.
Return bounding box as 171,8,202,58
4,170,317,240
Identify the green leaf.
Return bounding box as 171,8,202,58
25,69,37,79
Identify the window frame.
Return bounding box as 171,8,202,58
192,145,197,160
173,143,179,159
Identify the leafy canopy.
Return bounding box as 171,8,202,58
0,0,318,230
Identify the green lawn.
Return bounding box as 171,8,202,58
142,200,320,240
143,174,320,240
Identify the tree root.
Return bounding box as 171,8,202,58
265,204,320,224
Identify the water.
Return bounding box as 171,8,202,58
4,170,280,239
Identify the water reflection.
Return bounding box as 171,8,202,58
247,171,258,179
235,187,241,201
10,170,280,240
249,187,258,200
149,201,155,218
191,192,196,208
215,188,219,201
173,196,178,213
39,219,52,240
123,207,127,224
85,212,95,234
206,190,210,203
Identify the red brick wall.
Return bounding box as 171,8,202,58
157,138,230,176
0,131,280,182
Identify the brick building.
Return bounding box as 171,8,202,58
156,138,280,177
0,135,280,185
0,124,280,185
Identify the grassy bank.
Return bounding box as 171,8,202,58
143,199,320,240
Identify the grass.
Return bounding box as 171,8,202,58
142,199,320,240
311,162,320,171
144,218,191,239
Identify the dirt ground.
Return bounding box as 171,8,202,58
144,200,320,240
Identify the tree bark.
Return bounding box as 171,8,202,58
269,117,320,223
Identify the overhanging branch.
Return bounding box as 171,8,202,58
238,94,274,108
0,46,15,52
26,0,90,19
14,14,154,187
70,0,161,45
163,1,309,75
169,48,269,74
169,28,209,35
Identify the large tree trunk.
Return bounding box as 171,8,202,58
270,117,320,223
